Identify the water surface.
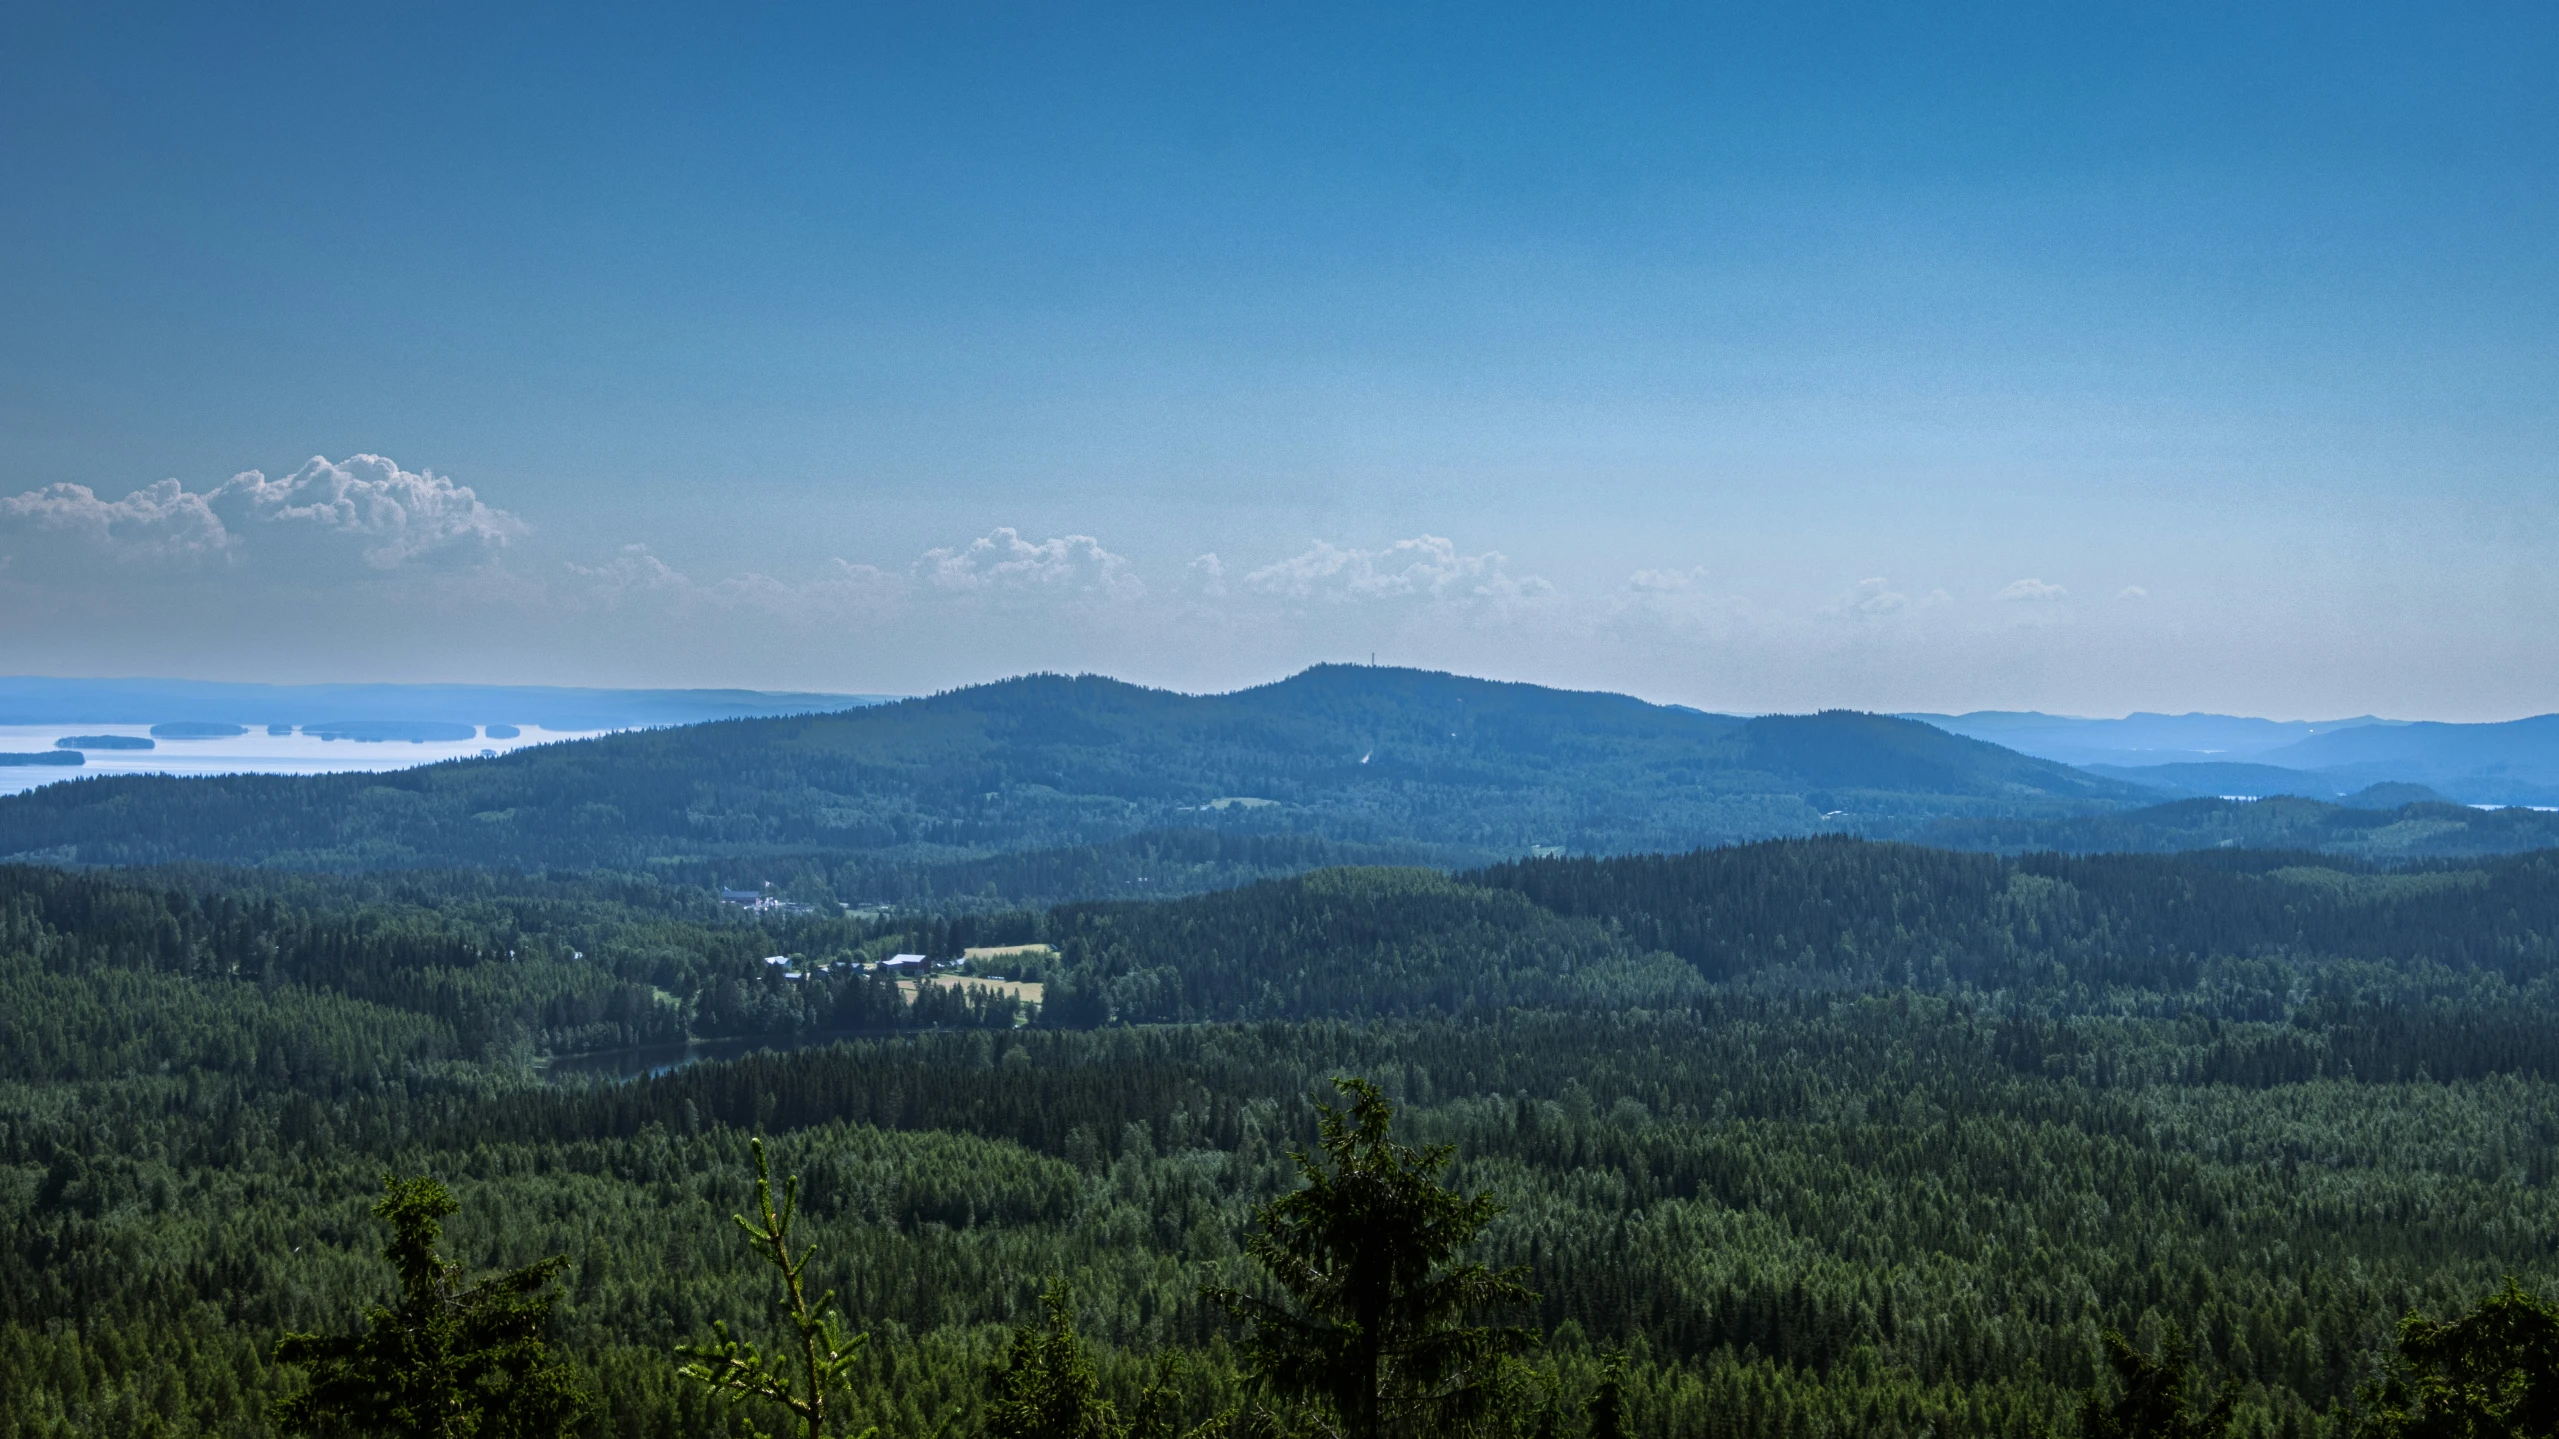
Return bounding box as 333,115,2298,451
0,722,605,796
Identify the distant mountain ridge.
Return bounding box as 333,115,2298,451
2250,715,2559,803
14,668,2556,886
1912,707,2559,806
0,665,2148,874
1906,709,2391,765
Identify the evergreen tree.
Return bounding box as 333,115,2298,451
270,1174,589,1439
2360,1280,2559,1439
1129,1353,1195,1439
985,1280,1122,1439
678,1136,880,1439
1584,1354,1628,1439
2078,1326,2236,1439
1208,1077,1537,1439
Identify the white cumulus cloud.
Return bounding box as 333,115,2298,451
1185,552,1228,596
566,527,1144,622
563,544,695,606
1838,577,1910,615
1243,535,1545,603
566,545,900,618
1626,566,1710,595
0,454,523,580
1996,577,2068,603
212,455,524,570
0,477,234,568
917,528,1143,600
1824,577,1954,619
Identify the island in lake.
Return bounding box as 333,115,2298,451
56,734,153,750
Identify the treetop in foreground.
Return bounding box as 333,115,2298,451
678,1135,881,1439
269,1174,588,1439
2360,1280,2559,1439
1209,1077,1537,1439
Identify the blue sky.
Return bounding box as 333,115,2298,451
3,2,2553,717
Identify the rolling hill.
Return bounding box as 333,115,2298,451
2077,760,2353,799
2251,714,2559,803
0,665,2150,875
1903,709,2388,766
1919,792,2559,859
1915,707,2559,807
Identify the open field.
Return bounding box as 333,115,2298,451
896,974,1045,1004
960,942,1057,961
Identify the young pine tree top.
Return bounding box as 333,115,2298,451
1207,1076,1537,1439
270,1175,589,1439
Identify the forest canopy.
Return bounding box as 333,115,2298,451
6,834,2559,1437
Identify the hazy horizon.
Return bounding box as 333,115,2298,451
5,4,2553,720
0,665,2504,730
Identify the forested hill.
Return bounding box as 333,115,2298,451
17,835,2559,1069
1049,839,2559,1046
0,665,2149,873
1465,838,2559,994
1918,792,2559,858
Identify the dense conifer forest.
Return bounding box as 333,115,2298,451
6,835,2559,1436
1917,797,2559,861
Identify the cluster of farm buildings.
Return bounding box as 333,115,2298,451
757,951,943,982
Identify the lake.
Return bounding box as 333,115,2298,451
0,722,606,796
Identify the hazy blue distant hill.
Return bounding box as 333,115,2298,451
1904,709,2388,766
0,665,2149,875
2339,781,2456,808
0,675,894,731
1922,793,2559,860
2080,760,2347,799
2253,714,2559,804
1742,709,2132,805
1915,708,2559,808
